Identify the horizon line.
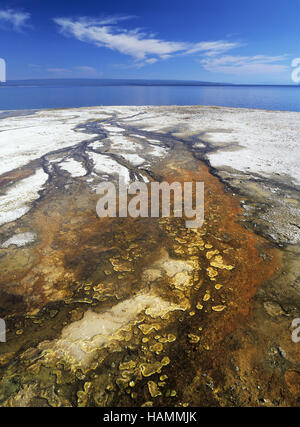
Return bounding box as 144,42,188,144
1,78,299,87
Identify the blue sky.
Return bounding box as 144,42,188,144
0,0,299,83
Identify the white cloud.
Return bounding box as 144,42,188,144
53,15,288,77
75,65,97,74
201,55,288,74
145,58,158,64
185,41,240,56
0,9,31,31
54,16,238,65
48,68,71,73
47,66,101,77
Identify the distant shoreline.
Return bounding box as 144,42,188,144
1,78,299,88
1,103,300,117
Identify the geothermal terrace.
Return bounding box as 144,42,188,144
0,106,299,406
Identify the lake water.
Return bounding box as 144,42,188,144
0,81,300,111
